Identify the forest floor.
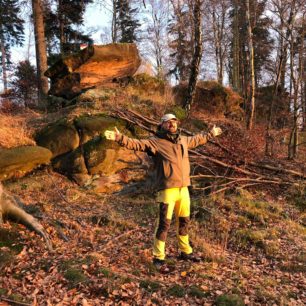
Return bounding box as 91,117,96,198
0,83,305,305
0,166,305,305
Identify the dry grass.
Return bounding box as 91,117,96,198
0,109,39,148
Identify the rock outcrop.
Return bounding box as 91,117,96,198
0,146,52,181
45,43,141,100
35,114,149,191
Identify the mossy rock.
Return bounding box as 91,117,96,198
74,114,128,144
52,147,88,177
35,118,80,158
0,146,52,181
50,114,147,181
83,135,125,175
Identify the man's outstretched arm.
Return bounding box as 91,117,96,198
186,125,222,149
104,127,156,153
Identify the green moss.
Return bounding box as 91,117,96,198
64,268,87,286
0,228,23,253
188,285,208,298
8,293,27,303
235,229,266,248
97,267,115,278
287,184,306,211
140,280,161,292
167,284,185,297
0,288,8,295
215,294,245,306
0,249,14,270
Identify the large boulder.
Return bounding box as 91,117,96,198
45,43,141,100
74,114,127,144
0,146,52,181
37,113,149,190
35,118,80,158
52,147,88,179
83,135,146,176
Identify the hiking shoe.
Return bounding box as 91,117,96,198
153,258,165,269
178,252,202,262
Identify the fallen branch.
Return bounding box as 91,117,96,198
111,108,305,191
189,149,260,177
0,296,31,306
248,161,306,179
190,174,297,186
102,228,140,251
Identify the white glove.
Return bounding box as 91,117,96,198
104,127,121,141
210,125,222,137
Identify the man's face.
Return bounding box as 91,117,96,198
162,119,178,134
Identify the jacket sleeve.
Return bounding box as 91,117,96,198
116,134,157,154
186,132,214,149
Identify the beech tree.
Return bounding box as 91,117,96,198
168,0,193,82
207,0,231,85
183,0,203,113
145,0,169,78
288,8,305,159
229,1,272,97
32,0,48,107
245,0,255,129
265,0,297,156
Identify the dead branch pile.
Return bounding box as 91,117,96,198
111,108,306,195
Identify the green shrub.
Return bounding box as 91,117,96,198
167,105,187,120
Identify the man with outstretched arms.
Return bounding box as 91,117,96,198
105,114,222,269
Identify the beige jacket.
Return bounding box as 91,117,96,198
117,131,213,191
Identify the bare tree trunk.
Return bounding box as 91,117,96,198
288,29,297,160
148,0,166,79
265,1,295,156
0,35,8,91
303,66,306,131
112,0,118,43
32,0,49,108
58,0,65,54
288,13,305,159
232,0,240,92
211,3,226,85
183,0,203,113
246,0,255,130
